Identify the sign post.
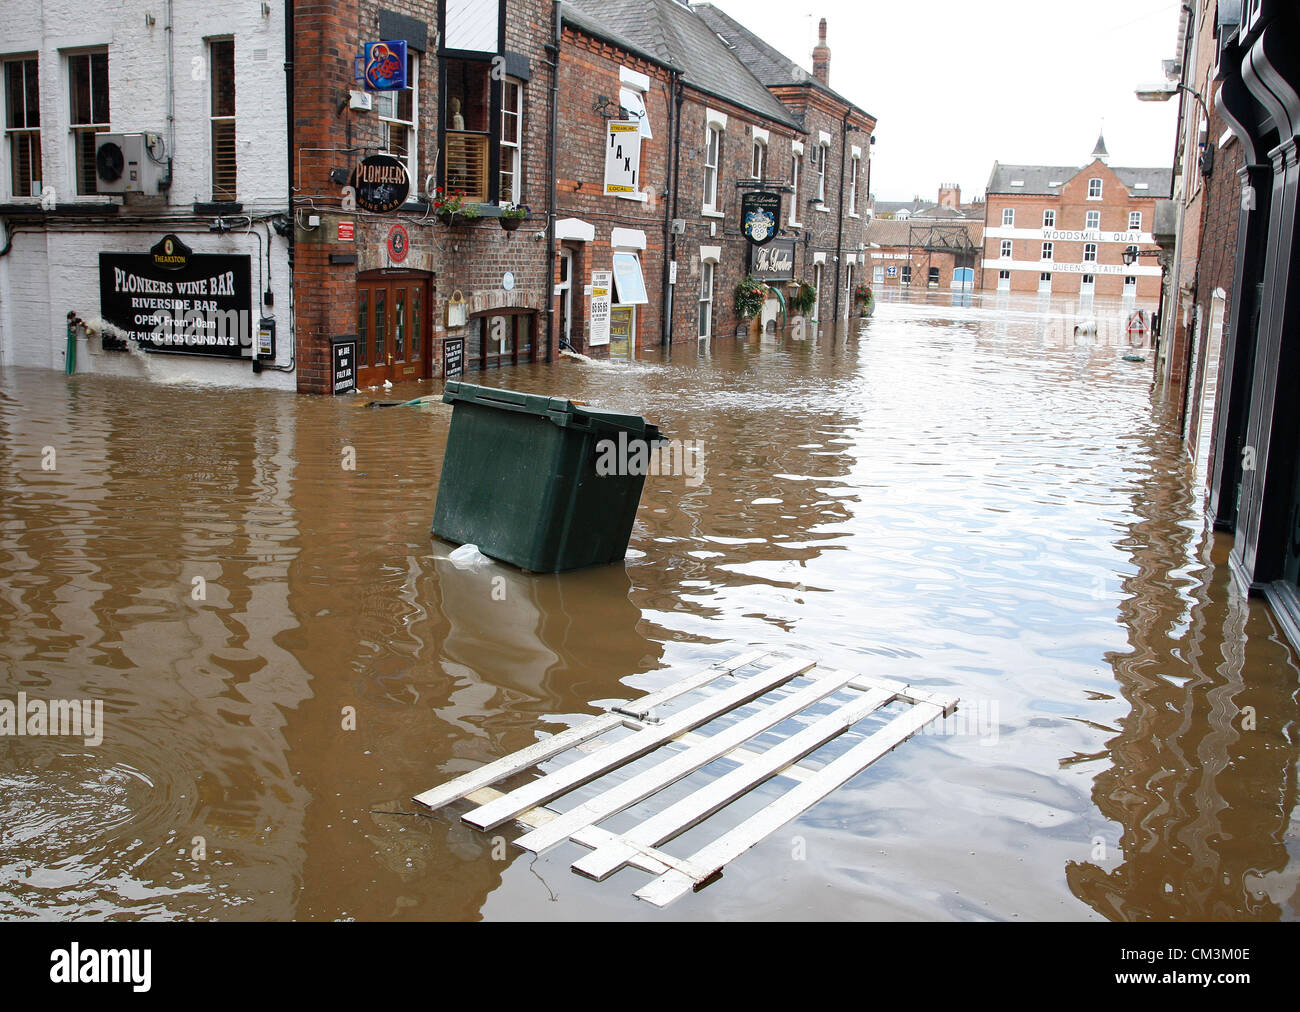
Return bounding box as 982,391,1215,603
589,270,612,346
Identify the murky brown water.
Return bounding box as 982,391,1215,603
2,292,1298,921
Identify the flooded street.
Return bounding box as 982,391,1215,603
2,292,1298,921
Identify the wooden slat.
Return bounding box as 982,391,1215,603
413,649,770,812
846,673,959,716
571,685,894,882
633,701,945,907
514,667,865,853
462,656,816,831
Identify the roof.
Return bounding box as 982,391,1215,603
561,3,679,72
566,0,800,129
864,217,982,250
1091,133,1109,160
986,161,1172,197
689,4,875,123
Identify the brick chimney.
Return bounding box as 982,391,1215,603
938,183,961,209
812,19,830,85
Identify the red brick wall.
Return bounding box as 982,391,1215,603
292,0,555,392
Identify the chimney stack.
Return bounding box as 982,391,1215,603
812,19,831,85
938,183,961,209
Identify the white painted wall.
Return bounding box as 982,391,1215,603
0,0,294,388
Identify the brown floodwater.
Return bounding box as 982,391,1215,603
2,291,1298,921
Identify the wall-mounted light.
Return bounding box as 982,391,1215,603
593,95,629,120
145,12,156,26
262,2,271,17
329,167,350,185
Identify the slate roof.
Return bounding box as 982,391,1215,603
864,217,982,249
986,161,1172,197
561,3,679,72
566,0,800,129
689,4,875,123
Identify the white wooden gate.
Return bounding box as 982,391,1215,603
415,650,957,907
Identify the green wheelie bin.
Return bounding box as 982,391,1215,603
431,381,664,572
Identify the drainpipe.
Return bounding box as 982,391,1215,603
165,0,175,185
832,109,850,327
544,1,561,365
661,69,682,351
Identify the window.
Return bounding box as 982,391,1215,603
443,57,492,202
1002,208,1015,227
209,39,236,201
789,153,801,224
375,52,418,186
1041,241,1054,260
848,154,859,214
1087,177,1102,199
1043,209,1056,228
1129,211,1142,231
3,57,40,198
1040,272,1052,283
68,49,108,195
1126,244,1140,262
499,76,522,203
901,264,912,285
698,260,715,337
1000,240,1013,259
1083,243,1098,262
928,266,940,286
815,142,828,203
1082,273,1096,286
1086,209,1100,231
1124,275,1137,289
703,125,722,211
813,262,823,318
751,139,766,180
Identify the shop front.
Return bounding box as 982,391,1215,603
354,269,433,388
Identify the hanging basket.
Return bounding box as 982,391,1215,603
499,215,525,232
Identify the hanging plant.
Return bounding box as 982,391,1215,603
431,188,481,224
854,283,874,314
498,202,529,231
734,275,768,319
788,280,817,316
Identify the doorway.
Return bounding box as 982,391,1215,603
557,248,574,350
355,272,432,388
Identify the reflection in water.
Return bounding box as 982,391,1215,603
1067,408,1300,920
1,290,1297,920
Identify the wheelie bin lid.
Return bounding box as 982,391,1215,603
443,381,659,437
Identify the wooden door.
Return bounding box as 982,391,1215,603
355,274,430,388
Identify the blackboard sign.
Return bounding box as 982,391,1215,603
332,336,357,395
99,247,252,357
351,154,410,213
444,336,464,379
741,191,782,245
750,237,796,282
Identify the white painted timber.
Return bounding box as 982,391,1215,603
571,685,895,881
515,666,864,853
634,701,945,907
462,655,816,830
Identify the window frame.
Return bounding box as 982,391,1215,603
1002,207,1015,227
1085,209,1101,231
848,153,859,215
1128,210,1142,231
1041,241,1054,261
208,37,237,202
815,142,828,204
1043,209,1056,228
498,74,522,204
789,151,801,225
66,47,109,197
703,123,722,212
1083,243,1098,262
1087,177,1103,199
697,259,715,337
1000,239,1013,259
751,137,766,181
3,55,41,200
375,52,419,187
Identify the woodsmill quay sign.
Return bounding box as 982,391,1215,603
352,155,410,213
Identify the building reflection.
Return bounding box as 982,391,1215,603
1067,417,1300,920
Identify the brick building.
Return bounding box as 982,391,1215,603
293,0,556,392
864,185,982,292
695,6,876,330
981,140,1171,301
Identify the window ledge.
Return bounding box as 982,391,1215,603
702,208,725,219
815,204,830,213
617,192,649,203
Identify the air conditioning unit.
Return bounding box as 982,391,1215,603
95,133,168,194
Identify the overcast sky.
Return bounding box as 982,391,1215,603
703,0,1185,202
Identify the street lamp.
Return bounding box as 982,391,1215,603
1136,81,1210,123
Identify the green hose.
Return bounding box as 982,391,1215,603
65,320,76,375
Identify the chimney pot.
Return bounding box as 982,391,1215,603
812,18,831,85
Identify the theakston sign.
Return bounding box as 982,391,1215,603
99,238,252,357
